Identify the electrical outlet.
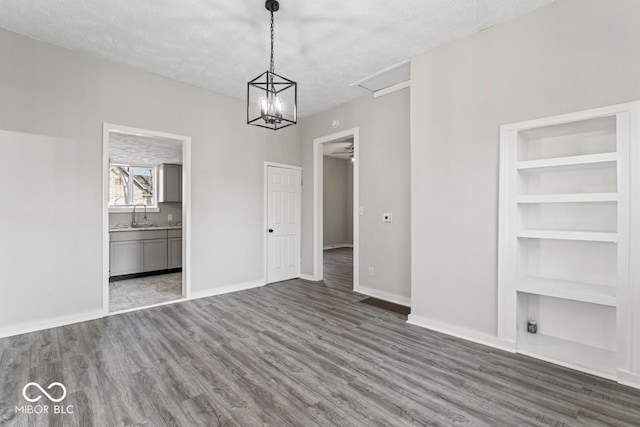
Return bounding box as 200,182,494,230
383,213,393,223
368,267,374,276
167,214,173,221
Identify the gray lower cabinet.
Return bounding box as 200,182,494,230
168,238,182,269
110,241,141,276
167,229,182,269
110,229,175,277
142,239,168,272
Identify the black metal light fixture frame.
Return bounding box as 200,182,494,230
247,0,297,131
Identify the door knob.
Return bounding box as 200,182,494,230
268,229,274,233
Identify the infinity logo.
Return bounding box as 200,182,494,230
22,382,67,403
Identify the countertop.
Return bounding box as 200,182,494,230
109,224,182,232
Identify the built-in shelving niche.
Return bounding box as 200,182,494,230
498,101,640,387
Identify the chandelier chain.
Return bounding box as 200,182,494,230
270,10,275,73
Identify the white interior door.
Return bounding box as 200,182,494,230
267,166,301,283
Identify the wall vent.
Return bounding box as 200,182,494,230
351,61,410,97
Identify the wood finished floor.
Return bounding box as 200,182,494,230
2,248,640,426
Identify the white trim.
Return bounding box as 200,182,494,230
2,279,264,338
407,314,517,353
263,161,302,171
190,280,265,300
313,128,360,291
299,274,316,281
182,133,192,299
618,370,640,389
374,81,410,98
108,298,188,316
349,60,410,87
0,309,103,339
263,162,302,285
103,123,192,314
323,243,354,250
355,285,410,307
500,100,640,132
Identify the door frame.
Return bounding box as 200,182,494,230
313,127,360,289
263,162,303,284
102,123,192,315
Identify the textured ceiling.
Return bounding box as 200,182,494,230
110,132,183,165
0,0,553,117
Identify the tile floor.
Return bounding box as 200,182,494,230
109,272,182,312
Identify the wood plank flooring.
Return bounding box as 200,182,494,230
2,248,640,426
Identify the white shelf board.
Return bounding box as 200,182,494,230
516,152,617,170
517,193,618,204
517,229,618,243
516,277,616,307
517,332,617,379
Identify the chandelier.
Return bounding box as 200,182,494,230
247,0,297,130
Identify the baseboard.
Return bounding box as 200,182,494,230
0,309,104,339
354,285,410,307
190,280,265,300
618,370,640,389
323,244,353,250
407,314,516,353
109,268,182,282
0,280,266,339
299,274,317,281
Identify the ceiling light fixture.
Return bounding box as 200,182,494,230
247,0,297,131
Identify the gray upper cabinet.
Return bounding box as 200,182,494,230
158,163,182,203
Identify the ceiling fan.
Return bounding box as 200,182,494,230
331,144,354,155
331,144,355,161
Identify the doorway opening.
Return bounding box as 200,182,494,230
321,140,355,288
102,124,191,314
313,128,359,290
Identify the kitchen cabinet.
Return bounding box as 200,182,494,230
167,229,182,269
110,229,170,277
141,239,168,272
110,241,140,276
158,163,182,203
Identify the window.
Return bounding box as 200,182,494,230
109,164,157,208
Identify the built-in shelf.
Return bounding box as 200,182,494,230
517,332,617,379
517,229,618,243
517,193,618,204
516,152,617,170
517,277,616,307
500,102,638,386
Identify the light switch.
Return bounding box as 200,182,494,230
359,207,364,216
168,214,173,221
383,213,392,223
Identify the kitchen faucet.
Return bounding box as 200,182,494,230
131,204,147,228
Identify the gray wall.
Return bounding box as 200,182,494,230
410,0,640,336
301,89,411,303
0,28,300,335
323,156,353,248
109,203,183,227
